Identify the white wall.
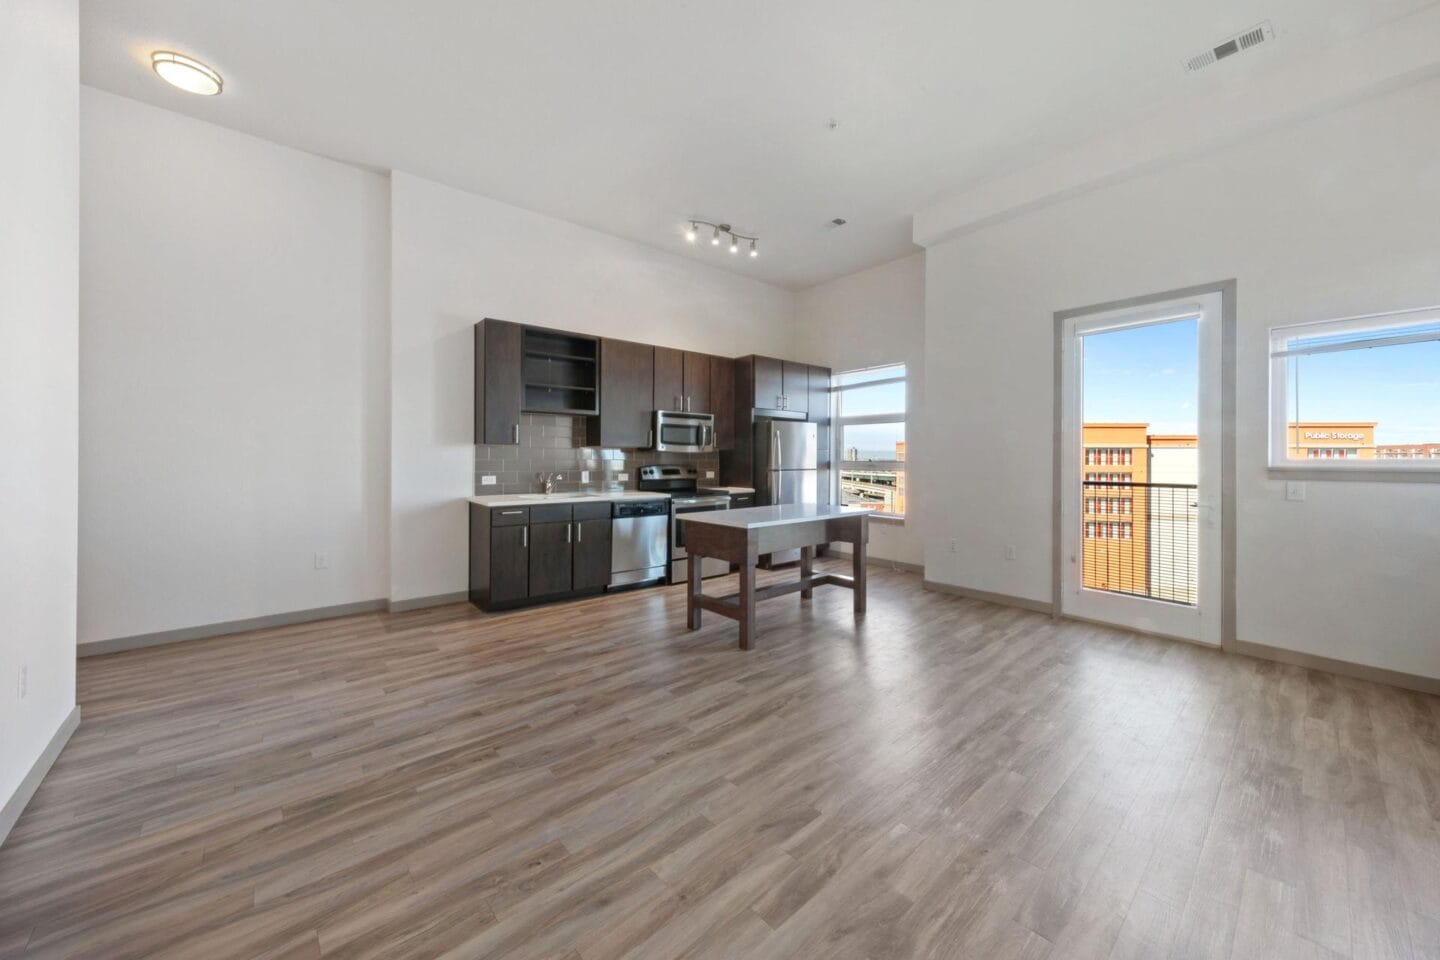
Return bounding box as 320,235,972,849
390,172,797,603
922,77,1440,679
1,0,79,812
79,88,390,644
795,253,926,567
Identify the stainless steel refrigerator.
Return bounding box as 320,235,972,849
754,419,820,563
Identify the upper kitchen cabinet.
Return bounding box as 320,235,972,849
749,355,784,411
521,328,599,416
654,346,712,414
591,338,654,449
710,355,736,449
736,355,810,416
682,351,711,413
475,318,524,444
780,361,809,417
475,320,599,443
653,346,684,412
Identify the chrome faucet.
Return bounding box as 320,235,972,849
537,472,563,494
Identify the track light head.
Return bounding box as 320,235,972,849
684,222,697,243
728,235,739,254
710,226,721,246
749,240,758,258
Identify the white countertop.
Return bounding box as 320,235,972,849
467,491,671,508
675,503,869,529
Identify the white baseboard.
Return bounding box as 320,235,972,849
1,705,80,849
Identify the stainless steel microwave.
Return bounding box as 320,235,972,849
653,410,715,452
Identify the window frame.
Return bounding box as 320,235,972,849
832,363,907,520
1268,305,1440,480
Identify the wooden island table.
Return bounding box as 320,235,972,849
676,504,870,649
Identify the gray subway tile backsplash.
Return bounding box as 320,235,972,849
474,413,719,495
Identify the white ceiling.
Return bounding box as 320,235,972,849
80,0,1434,289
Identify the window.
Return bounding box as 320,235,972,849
1269,306,1440,472
833,363,906,517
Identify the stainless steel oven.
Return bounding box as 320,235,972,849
669,494,731,583
653,410,715,452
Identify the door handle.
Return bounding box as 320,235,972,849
512,424,520,443
566,522,572,543
647,428,653,448
523,527,528,548
577,523,582,543
775,430,782,471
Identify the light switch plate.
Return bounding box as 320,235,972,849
480,474,497,486
1285,481,1306,502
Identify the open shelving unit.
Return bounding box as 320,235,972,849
522,328,600,415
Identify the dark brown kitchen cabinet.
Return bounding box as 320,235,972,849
780,361,809,416
573,514,613,591
654,347,713,414
751,355,784,411
654,346,685,412
593,338,654,448
474,319,524,444
710,355,735,449
682,351,710,413
489,526,530,605
527,520,573,598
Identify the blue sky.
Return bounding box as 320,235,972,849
1084,319,1440,444
1083,318,1198,435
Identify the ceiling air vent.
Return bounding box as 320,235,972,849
1185,21,1274,73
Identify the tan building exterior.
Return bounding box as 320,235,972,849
1081,424,1151,596
1282,421,1376,460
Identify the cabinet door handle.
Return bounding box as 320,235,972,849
577,523,583,543
512,424,520,443
647,428,654,448
500,510,524,515
566,522,572,543
523,527,528,548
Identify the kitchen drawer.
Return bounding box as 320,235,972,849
490,506,531,526
572,501,611,521
730,495,755,509
529,503,573,524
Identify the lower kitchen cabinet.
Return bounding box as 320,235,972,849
528,520,573,598
469,501,617,610
489,525,530,606
573,515,613,591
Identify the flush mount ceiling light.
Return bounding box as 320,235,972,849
684,220,759,260
151,51,223,96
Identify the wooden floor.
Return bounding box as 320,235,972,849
3,563,1439,959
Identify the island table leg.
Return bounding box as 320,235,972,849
738,561,755,650
851,534,867,615
686,552,702,629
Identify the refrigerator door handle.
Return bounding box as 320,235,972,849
774,430,782,472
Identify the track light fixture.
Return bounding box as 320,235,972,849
685,220,760,260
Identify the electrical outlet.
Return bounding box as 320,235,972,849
18,664,27,700
480,474,497,486
705,470,715,479
314,552,329,570
580,470,590,483
1004,545,1017,561
949,538,958,553
1285,481,1306,502
617,472,629,482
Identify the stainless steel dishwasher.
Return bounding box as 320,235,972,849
609,499,669,588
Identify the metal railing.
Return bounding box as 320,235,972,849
1082,481,1198,605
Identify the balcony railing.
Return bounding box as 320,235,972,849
1081,481,1198,605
